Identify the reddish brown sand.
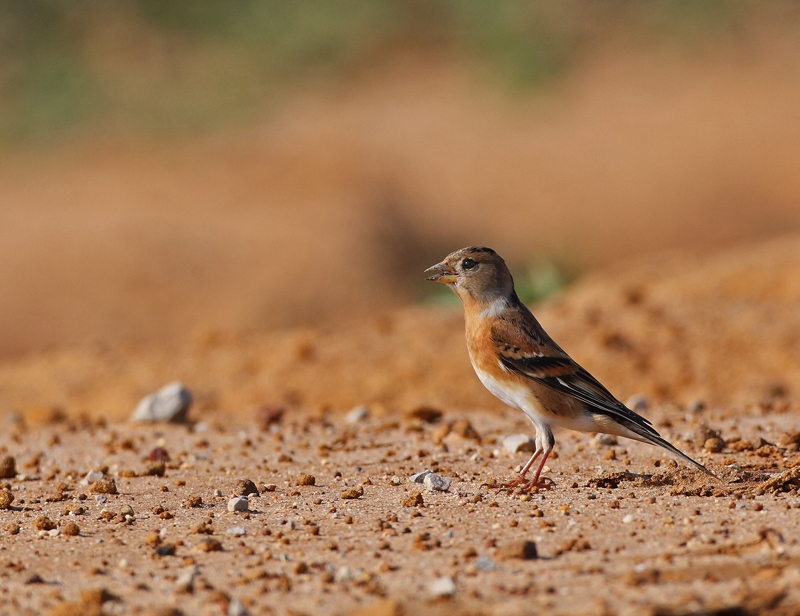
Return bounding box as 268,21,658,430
0,237,799,615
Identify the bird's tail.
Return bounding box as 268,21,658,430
618,421,718,479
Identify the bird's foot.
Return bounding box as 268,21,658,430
493,476,555,493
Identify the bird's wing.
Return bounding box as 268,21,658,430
488,310,715,478
489,316,658,435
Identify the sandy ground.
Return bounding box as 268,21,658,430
1,236,799,616
0,404,798,616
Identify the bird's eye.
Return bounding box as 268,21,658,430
462,258,477,270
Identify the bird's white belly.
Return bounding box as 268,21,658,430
473,364,600,433
474,367,538,416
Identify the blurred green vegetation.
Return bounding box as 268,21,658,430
0,0,792,143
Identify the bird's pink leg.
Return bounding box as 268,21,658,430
519,447,554,491
499,449,554,491
500,450,540,487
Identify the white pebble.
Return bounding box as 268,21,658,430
227,599,248,616
175,567,195,593
502,434,536,454
335,566,355,583
131,381,193,423
80,470,105,486
409,470,432,484
622,514,634,524
430,576,457,597
345,405,369,424
227,496,249,512
423,473,451,492
227,526,246,536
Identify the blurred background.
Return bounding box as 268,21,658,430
3,0,800,358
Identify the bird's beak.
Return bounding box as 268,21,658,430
425,261,457,284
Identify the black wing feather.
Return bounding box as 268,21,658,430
499,354,659,437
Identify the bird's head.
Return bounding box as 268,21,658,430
425,246,515,304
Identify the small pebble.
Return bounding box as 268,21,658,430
0,488,14,509
409,470,432,484
0,456,16,479
131,381,193,423
704,437,725,453
175,567,195,593
146,461,166,477
33,516,56,531
345,405,369,424
256,405,285,430
475,555,496,571
194,538,223,553
594,434,618,447
429,576,457,597
228,599,249,616
340,487,363,500
155,544,176,556
235,479,259,496
80,470,105,486
402,492,424,507
626,395,648,412
622,514,634,524
228,497,249,512
406,406,443,423
297,474,316,486
148,447,170,461
293,561,309,574
423,473,451,492
688,399,706,413
496,540,538,560
89,479,117,495
227,526,247,536
60,521,80,536
502,434,536,454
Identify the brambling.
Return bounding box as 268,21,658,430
426,246,714,491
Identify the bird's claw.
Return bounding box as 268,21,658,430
491,476,555,493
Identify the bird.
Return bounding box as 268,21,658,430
425,246,715,491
